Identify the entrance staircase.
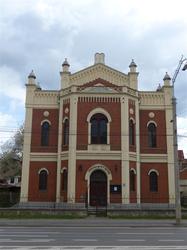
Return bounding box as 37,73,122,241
87,206,107,217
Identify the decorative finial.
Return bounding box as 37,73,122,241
28,70,36,79
163,72,171,81
62,58,70,67
129,59,137,68
157,83,162,91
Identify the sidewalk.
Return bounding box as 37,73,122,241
0,218,187,227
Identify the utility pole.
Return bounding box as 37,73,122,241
172,55,187,225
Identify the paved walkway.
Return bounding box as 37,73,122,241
0,218,187,227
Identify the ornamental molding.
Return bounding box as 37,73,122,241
139,92,165,106
85,164,112,181
33,91,59,106
70,64,129,87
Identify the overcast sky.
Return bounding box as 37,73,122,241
0,0,187,156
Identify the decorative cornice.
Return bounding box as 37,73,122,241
139,91,165,106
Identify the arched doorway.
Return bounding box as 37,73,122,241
90,170,107,206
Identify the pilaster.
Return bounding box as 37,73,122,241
67,94,78,203
164,86,175,204
20,107,33,202
56,94,63,202
135,99,141,203
121,96,129,204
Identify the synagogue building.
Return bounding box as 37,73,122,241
20,53,176,207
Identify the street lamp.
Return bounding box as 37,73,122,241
172,55,187,225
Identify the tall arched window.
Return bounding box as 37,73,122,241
91,113,108,144
41,122,50,146
62,169,68,191
63,119,69,145
129,120,135,146
148,123,156,148
39,169,48,191
149,171,158,192
130,170,136,191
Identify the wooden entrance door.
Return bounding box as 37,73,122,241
90,170,107,206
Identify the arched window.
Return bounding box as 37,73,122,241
91,113,108,144
148,123,156,148
41,122,50,146
62,169,68,191
63,119,69,145
149,171,158,192
39,169,48,191
130,170,136,191
129,120,135,146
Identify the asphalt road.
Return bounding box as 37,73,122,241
0,221,187,250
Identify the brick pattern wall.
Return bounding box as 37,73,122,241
28,161,57,201
139,110,167,154
140,163,169,203
31,109,59,153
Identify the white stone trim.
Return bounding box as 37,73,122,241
20,107,33,202
61,167,67,174
87,107,111,145
147,120,157,127
86,108,112,122
40,119,51,126
56,98,63,202
129,117,135,124
67,95,78,203
163,86,175,204
121,96,129,204
135,99,141,204
38,168,49,175
130,168,137,174
62,116,69,123
148,169,159,176
85,164,112,205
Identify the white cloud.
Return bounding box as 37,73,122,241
0,66,25,104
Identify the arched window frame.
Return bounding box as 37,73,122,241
130,168,136,192
129,118,135,146
63,117,69,145
148,169,159,192
147,121,157,148
87,108,111,145
41,120,51,146
38,168,49,191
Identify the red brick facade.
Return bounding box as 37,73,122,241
21,54,175,206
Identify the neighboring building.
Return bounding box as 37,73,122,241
20,53,176,207
179,150,187,202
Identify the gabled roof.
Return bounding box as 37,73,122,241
69,63,129,87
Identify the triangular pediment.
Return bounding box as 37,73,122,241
70,63,129,88
77,78,122,93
